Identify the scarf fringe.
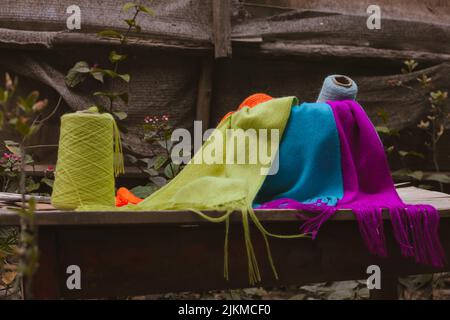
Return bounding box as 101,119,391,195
257,198,337,240
390,204,445,267
258,199,445,268
353,207,387,258
189,203,308,285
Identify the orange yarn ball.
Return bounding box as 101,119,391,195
238,93,273,110
220,93,273,123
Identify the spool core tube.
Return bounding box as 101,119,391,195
332,75,353,88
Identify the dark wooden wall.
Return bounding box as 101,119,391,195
0,0,448,172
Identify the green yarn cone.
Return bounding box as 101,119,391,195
51,111,123,210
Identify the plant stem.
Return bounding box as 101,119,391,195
18,143,31,299
109,8,140,112
19,144,26,208
24,144,58,150
35,95,63,125
431,119,444,192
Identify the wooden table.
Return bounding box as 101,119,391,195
0,187,449,300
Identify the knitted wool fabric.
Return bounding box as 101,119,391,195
259,100,445,267
254,102,343,207
138,96,295,211
330,100,444,267
219,93,273,123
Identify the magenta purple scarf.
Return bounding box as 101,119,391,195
258,100,445,267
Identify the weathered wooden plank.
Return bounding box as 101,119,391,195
0,28,212,52
212,0,232,58
0,187,449,226
251,43,450,63
0,0,213,42
25,228,60,299
195,59,214,128
241,0,450,25
30,216,450,299
0,192,51,203
232,10,450,61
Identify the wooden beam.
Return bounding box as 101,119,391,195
24,216,450,299
25,229,61,299
369,273,399,300
255,42,450,63
212,0,232,58
195,59,214,129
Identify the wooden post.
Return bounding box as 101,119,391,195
195,59,214,129
212,0,232,58
369,273,399,300
24,228,61,299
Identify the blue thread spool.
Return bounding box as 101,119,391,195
317,75,358,102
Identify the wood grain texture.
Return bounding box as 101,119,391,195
212,0,232,58
0,187,449,226
25,228,61,299
0,0,212,42
239,1,450,25
195,59,214,128
30,213,450,299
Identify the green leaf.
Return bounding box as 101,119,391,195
9,118,30,136
150,176,167,187
398,150,425,159
124,19,136,27
138,158,155,168
375,126,390,134
164,163,179,179
93,91,118,101
130,185,157,198
4,140,19,146
97,30,124,39
138,5,155,16
71,61,91,73
122,2,137,12
144,168,158,176
158,140,173,150
153,155,168,170
91,68,130,83
65,61,90,87
119,74,131,83
4,140,20,155
65,71,87,88
28,123,42,137
91,71,104,83
24,154,34,165
109,51,127,63
18,91,39,113
0,87,8,104
25,179,40,193
113,111,128,120
125,154,138,164
41,177,54,188
424,173,450,184
408,171,424,181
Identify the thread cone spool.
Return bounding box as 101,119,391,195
51,111,123,210
317,75,358,103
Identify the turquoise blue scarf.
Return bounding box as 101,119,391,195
254,102,343,206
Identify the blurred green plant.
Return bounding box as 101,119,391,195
0,141,54,195
126,115,183,198
380,60,450,191
65,2,154,124
0,72,58,298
